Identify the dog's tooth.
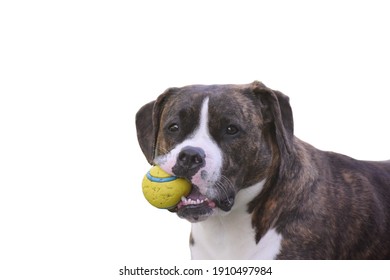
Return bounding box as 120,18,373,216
180,197,209,206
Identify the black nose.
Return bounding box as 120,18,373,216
177,146,205,170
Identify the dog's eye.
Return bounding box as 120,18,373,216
168,123,179,132
226,125,239,135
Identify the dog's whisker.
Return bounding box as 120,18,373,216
213,175,235,202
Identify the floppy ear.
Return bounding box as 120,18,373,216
135,101,155,164
135,88,178,164
251,81,294,156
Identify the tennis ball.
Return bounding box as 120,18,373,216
142,165,191,209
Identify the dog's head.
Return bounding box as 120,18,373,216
136,81,294,222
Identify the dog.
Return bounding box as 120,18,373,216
135,81,390,259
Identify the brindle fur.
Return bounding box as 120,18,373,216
136,81,390,259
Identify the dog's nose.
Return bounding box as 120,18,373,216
177,146,205,170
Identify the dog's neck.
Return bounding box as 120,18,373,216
190,180,283,259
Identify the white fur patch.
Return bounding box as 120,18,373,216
190,180,283,260
155,97,223,196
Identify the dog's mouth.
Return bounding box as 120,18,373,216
170,184,235,223
175,186,215,222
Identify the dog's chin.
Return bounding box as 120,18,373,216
177,203,214,223
172,185,235,223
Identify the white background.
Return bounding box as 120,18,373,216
1,1,389,279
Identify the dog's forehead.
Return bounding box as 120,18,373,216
179,83,251,96
165,84,256,113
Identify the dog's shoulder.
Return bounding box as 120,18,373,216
276,140,390,259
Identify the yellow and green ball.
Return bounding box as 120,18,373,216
142,165,191,209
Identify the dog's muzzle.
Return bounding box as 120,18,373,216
167,146,236,222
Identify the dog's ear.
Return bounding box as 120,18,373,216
135,87,178,164
251,81,294,156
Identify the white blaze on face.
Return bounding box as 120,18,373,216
155,97,223,196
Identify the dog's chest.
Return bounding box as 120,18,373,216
190,182,283,260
